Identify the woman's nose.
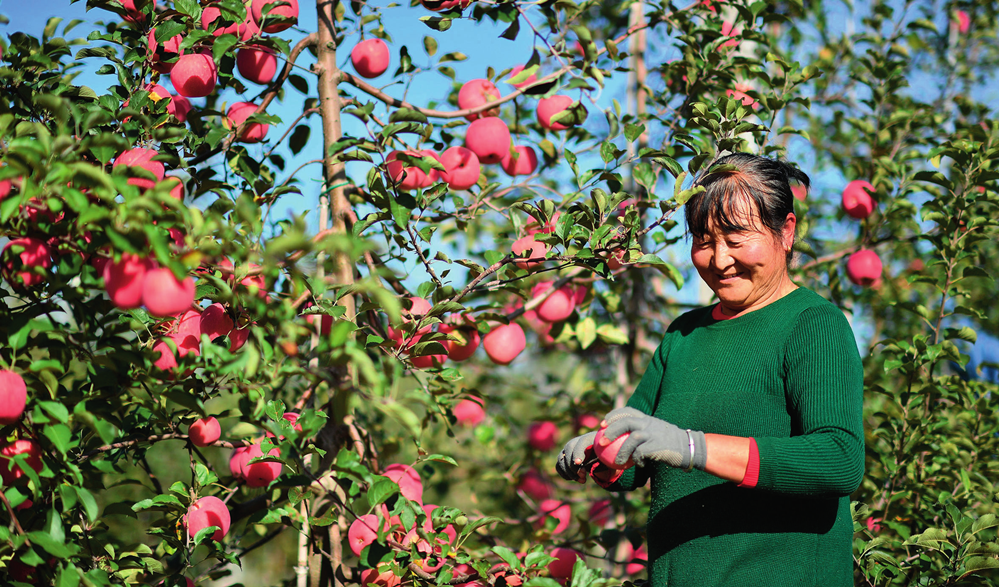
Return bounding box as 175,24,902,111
710,242,732,269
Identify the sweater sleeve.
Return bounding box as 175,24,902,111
754,305,865,496
598,334,670,492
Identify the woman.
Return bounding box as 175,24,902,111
555,153,865,586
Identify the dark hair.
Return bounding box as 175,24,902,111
685,153,810,264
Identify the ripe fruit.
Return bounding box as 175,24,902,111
189,417,221,447
163,176,185,201
512,235,547,271
547,547,581,579
624,542,648,575
501,146,538,177
251,0,300,33
482,323,525,365
104,254,152,309
517,468,551,501
229,446,250,479
842,180,876,219
244,442,282,487
349,513,388,556
237,46,278,84
458,79,501,121
955,10,970,34
420,0,472,11
440,316,480,361
386,150,438,191
122,0,157,23
526,212,560,235
0,439,43,485
575,413,600,430
171,53,218,98
726,83,758,110
2,237,52,288
383,463,423,503
453,398,485,426
507,64,538,88
531,281,576,323
0,370,27,425
536,499,570,534
594,428,634,469
360,564,401,587
721,20,740,48
226,102,270,143
147,28,184,73
114,148,165,190
142,267,196,318
589,498,611,526
846,249,882,287
791,183,807,201
169,93,192,123
465,117,512,164
351,38,390,79
438,146,480,191
410,349,447,370
527,421,558,451
152,340,179,371
186,496,231,541
536,95,575,131
201,4,243,36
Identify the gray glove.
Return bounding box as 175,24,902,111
554,431,597,482
601,407,707,471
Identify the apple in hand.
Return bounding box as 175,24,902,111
501,145,538,177
438,146,480,191
171,53,218,98
226,102,270,143
482,323,525,365
0,370,27,425
189,417,221,447
846,249,882,287
351,38,390,79
842,180,876,219
465,117,511,164
237,46,278,84
594,427,634,469
186,495,231,541
458,79,501,120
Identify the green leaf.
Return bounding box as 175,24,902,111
423,36,438,57
637,254,684,289
576,317,596,349
367,476,399,505
492,546,521,569
596,324,629,345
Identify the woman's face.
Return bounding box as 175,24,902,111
690,201,796,316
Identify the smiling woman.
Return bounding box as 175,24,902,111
555,153,866,587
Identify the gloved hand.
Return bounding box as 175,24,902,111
554,431,597,482
601,407,707,471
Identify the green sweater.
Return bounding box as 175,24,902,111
607,288,864,586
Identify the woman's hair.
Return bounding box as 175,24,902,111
685,153,810,264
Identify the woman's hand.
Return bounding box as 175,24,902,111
554,431,597,483
602,407,707,471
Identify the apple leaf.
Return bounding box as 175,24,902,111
576,317,596,349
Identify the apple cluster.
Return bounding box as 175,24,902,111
840,180,884,287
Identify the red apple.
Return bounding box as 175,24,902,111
169,93,192,123
237,45,278,85
721,20,740,48
458,79,501,121
547,547,581,579
229,326,250,352
438,146,480,191
0,370,27,425
842,180,876,219
114,148,165,190
387,296,433,346
386,150,438,191
517,468,551,501
303,305,333,335
624,542,647,575
506,64,538,88
575,413,600,431
359,564,401,587
2,237,51,288
147,28,184,73
536,95,575,131
420,0,472,11
482,323,525,365
229,446,250,479
201,4,242,36
536,499,570,534
349,513,386,556
142,267,196,318
244,442,282,487
0,439,43,485
251,0,299,33
526,212,560,235
122,0,157,24
791,183,807,201
531,281,575,323
421,503,457,546
189,417,221,447
440,316,480,361
465,117,511,164
589,498,611,526
186,495,231,541
512,235,548,270
226,102,269,143
171,53,218,98
955,10,970,34
383,463,423,503
726,83,758,110
594,428,633,469
501,145,538,177
104,254,152,309
410,350,447,369
152,339,179,371
527,421,558,451
453,398,485,426
7,560,38,583
846,249,882,287
351,38,390,79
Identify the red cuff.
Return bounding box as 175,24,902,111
738,438,760,488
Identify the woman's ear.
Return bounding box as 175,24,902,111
782,212,797,250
